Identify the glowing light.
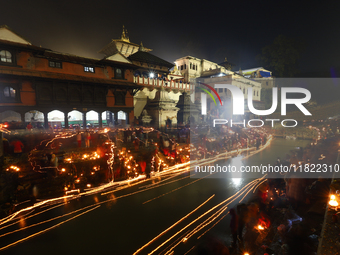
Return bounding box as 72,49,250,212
329,200,339,207
257,224,264,230
149,72,155,78
331,195,336,200
61,168,66,172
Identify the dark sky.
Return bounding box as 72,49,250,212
1,0,339,76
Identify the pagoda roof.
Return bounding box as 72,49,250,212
37,50,138,69
0,25,32,45
128,51,174,69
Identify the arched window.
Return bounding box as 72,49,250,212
4,87,16,98
115,68,123,79
0,50,12,63
257,91,259,97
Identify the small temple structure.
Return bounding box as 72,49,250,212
176,92,201,125
142,88,179,128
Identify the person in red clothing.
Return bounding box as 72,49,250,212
76,132,82,148
26,122,32,130
10,139,24,157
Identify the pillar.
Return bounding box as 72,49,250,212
98,112,102,128
114,112,118,126
44,112,48,129
109,112,113,126
82,112,86,129
64,112,69,129
20,113,25,123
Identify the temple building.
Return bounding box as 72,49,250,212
0,25,142,128
98,27,193,127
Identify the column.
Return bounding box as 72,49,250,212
98,112,102,128
114,112,118,126
64,112,69,129
109,112,113,126
20,113,25,123
44,112,48,129
82,112,86,129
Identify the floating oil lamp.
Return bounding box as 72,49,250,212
257,224,265,231
329,194,339,209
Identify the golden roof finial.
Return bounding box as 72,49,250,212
121,25,130,42
139,41,146,52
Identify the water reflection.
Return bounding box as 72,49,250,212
231,178,242,188
229,155,244,188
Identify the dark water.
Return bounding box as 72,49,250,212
0,138,310,255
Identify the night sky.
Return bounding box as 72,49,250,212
1,0,339,76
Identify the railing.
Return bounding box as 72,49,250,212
133,76,194,92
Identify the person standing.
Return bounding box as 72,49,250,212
85,130,91,148
26,122,32,131
10,138,24,157
77,132,82,148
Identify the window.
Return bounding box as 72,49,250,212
181,65,183,70
49,60,62,68
184,64,186,69
219,88,223,93
266,82,269,86
0,50,12,63
84,66,95,73
254,90,255,96
115,68,124,79
4,86,16,98
257,91,259,96
190,63,192,69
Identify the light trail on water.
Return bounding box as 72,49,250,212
0,205,100,252
0,203,100,238
134,177,265,255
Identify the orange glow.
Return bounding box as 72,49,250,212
329,200,339,207
258,224,264,230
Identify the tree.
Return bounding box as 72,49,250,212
258,35,305,77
